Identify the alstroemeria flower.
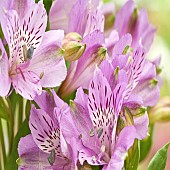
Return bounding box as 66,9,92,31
113,0,156,52
49,0,104,36
0,0,66,99
109,34,160,108
60,68,137,170
18,91,78,169
58,30,106,98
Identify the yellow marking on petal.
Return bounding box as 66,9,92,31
101,145,105,153
127,55,133,64
22,44,27,61
40,72,44,79
3,7,7,13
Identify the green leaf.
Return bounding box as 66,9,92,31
148,142,170,170
125,139,140,170
140,124,154,162
5,119,30,170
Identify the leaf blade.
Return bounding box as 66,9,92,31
148,142,170,170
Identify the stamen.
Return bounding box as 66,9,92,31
90,128,94,137
27,46,34,59
97,127,103,138
22,45,34,61
48,149,56,166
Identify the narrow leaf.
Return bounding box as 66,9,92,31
5,119,30,170
148,142,170,170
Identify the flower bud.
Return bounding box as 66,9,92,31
149,97,170,123
63,32,82,44
62,32,86,61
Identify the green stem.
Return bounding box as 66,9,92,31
17,97,23,129
0,119,7,168
6,98,14,158
0,98,9,120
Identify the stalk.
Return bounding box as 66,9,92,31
0,119,7,168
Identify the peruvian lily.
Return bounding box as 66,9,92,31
101,33,160,108
114,0,156,52
49,0,104,36
60,68,138,170
18,90,78,169
58,30,106,98
0,0,66,99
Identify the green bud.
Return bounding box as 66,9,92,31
62,32,85,61
63,32,82,44
149,97,170,123
62,41,86,61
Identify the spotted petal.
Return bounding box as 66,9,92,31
88,68,115,153
12,69,42,100
5,1,47,64
124,44,145,100
18,134,50,169
104,126,136,170
29,106,62,156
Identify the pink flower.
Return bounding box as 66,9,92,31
0,0,66,99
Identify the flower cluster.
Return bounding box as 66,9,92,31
0,0,161,169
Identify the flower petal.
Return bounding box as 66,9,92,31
133,9,156,52
114,0,135,36
58,30,105,97
18,134,50,169
49,0,77,32
29,106,62,154
10,0,35,19
104,126,136,170
112,33,132,57
12,70,42,100
124,44,145,100
29,30,67,88
0,40,11,96
133,112,149,140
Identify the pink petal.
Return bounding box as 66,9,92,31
114,0,135,36
49,0,77,32
18,134,50,169
29,30,67,88
112,33,132,57
12,70,42,100
105,126,136,170
0,40,11,96
133,112,149,140
10,0,35,19
29,106,62,155
132,9,156,52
